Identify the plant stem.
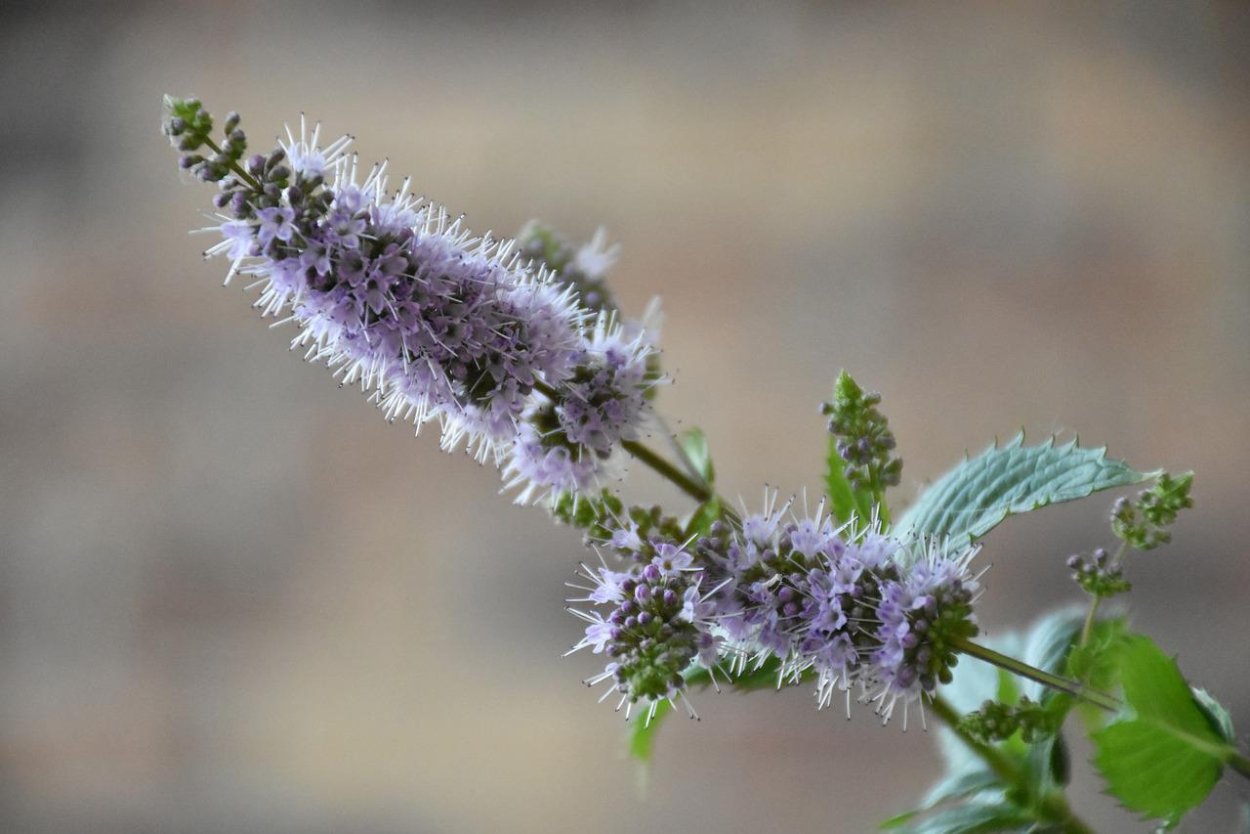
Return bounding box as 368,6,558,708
951,637,1121,713
1079,597,1102,648
1229,751,1250,783
202,136,261,190
531,378,737,521
929,696,1096,834
620,439,713,504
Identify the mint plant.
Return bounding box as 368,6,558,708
165,97,1248,832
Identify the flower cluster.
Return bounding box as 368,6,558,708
568,495,983,725
567,506,721,721
165,98,658,498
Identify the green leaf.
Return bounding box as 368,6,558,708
1021,608,1084,688
677,427,715,484
628,698,673,762
1191,686,1236,744
682,497,721,539
1091,635,1232,823
897,434,1153,548
627,659,790,764
825,442,869,527
880,769,1004,829
627,667,709,763
891,801,1031,834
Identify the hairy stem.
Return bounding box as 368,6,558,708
951,637,1121,712
930,696,1096,834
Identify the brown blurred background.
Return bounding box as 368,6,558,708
2,2,1249,832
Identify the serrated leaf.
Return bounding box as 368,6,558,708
677,427,714,484
1091,636,1232,822
896,435,1153,548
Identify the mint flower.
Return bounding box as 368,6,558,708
502,314,660,504
165,98,586,464
868,541,981,722
569,548,719,720
686,495,982,724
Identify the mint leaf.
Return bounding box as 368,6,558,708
1191,686,1236,744
897,435,1153,548
1092,635,1232,824
676,427,715,484
628,658,791,763
880,769,1003,829
682,497,721,539
890,801,1032,834
825,440,869,527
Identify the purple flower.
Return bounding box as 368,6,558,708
567,539,719,720
501,314,658,503
501,421,607,505
255,206,296,247
185,110,588,464
866,540,981,721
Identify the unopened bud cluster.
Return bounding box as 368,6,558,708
960,696,1055,744
1111,473,1193,551
1066,548,1131,597
822,371,902,492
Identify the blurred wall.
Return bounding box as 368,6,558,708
2,2,1248,832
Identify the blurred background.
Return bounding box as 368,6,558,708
2,1,1249,831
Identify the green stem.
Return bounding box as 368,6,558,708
620,439,713,504
952,637,1121,713
203,136,261,190
1231,751,1250,783
929,696,1096,834
1078,596,1102,648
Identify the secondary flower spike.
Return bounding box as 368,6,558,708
164,98,656,492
